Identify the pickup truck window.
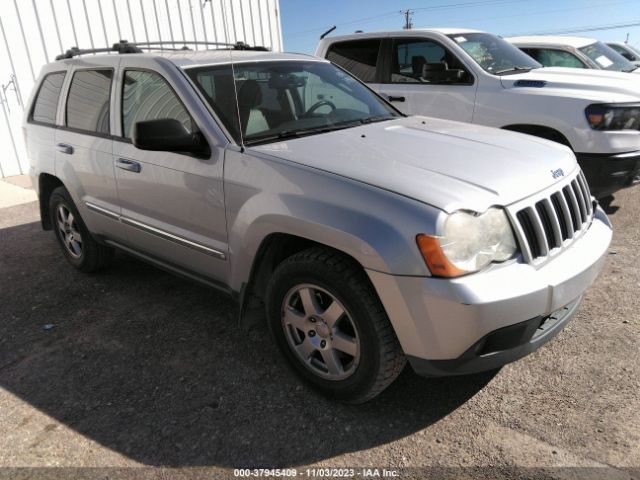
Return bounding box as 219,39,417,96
578,42,634,71
449,33,541,75
66,69,113,134
390,38,472,85
31,72,66,125
326,39,381,83
122,70,192,139
521,48,587,69
187,61,399,146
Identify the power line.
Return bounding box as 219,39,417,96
287,0,527,38
507,20,640,37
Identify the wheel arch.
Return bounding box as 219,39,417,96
501,124,573,150
38,173,65,230
237,232,372,330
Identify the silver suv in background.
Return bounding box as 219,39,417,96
24,42,612,402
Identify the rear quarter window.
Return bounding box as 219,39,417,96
30,72,66,125
326,39,381,82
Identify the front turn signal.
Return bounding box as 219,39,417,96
416,234,467,278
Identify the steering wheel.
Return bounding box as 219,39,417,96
304,100,336,117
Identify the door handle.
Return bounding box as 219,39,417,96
115,158,141,173
57,143,74,155
387,95,405,102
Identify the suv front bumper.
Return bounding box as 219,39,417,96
366,205,612,377
577,150,640,198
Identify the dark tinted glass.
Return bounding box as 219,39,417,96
326,39,381,82
32,72,66,124
66,70,112,134
122,70,192,139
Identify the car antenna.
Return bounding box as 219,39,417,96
320,26,337,40
221,6,245,152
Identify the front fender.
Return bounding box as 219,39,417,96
224,149,441,293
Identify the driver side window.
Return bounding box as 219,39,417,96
389,39,472,85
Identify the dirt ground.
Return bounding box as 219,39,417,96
0,184,638,480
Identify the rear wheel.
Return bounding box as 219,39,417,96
266,247,406,403
49,187,113,272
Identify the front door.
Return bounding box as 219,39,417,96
112,67,228,284
378,37,477,122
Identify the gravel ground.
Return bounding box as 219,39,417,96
0,186,638,480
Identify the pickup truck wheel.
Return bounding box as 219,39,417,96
266,247,406,403
49,187,113,272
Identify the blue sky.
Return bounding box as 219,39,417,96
279,0,640,54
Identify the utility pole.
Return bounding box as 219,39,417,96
400,9,414,30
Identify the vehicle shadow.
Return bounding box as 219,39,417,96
0,218,496,467
599,195,620,215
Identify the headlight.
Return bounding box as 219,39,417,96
417,208,518,277
585,103,640,131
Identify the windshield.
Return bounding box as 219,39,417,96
448,32,541,74
578,41,635,71
186,61,399,145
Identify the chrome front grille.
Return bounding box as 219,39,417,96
512,171,594,264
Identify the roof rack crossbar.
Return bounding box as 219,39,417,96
55,39,269,60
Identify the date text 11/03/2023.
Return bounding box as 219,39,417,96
233,468,400,477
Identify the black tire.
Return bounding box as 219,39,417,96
266,247,406,403
49,186,114,272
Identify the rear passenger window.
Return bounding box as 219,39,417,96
31,72,66,125
326,39,381,82
66,70,113,135
121,70,192,139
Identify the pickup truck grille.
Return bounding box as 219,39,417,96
512,171,593,263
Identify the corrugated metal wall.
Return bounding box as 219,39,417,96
0,0,283,178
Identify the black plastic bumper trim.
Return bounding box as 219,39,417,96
408,296,583,377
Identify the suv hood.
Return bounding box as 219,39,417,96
251,116,577,213
500,67,640,102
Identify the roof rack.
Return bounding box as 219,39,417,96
55,39,269,60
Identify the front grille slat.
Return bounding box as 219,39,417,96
540,198,562,248
514,171,593,263
563,186,582,229
572,180,588,224
577,172,593,216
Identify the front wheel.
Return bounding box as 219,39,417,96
266,247,405,403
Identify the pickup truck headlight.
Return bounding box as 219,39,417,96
417,208,517,277
585,103,640,131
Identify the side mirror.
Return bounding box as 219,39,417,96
133,118,209,156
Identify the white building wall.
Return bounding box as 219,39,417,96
0,0,283,178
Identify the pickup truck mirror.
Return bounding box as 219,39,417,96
133,118,209,156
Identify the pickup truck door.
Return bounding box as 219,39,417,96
377,37,477,122
112,64,229,286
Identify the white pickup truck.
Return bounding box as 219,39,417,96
316,28,640,198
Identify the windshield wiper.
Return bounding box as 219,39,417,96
623,65,639,72
244,123,358,146
358,115,395,125
494,66,534,75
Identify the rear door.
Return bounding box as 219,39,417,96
55,66,126,241
112,60,228,284
378,36,477,122
325,38,385,94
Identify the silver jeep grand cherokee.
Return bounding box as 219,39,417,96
23,42,612,403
